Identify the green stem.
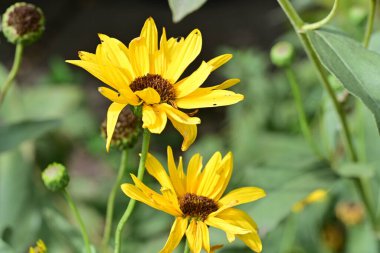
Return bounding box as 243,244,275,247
0,42,24,106
285,67,322,158
301,0,339,32
363,0,377,48
278,0,380,233
102,148,129,249
114,129,151,253
63,189,91,253
277,0,358,162
184,241,190,253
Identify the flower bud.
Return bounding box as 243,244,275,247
101,106,142,150
42,163,70,192
2,2,45,45
270,41,295,68
335,201,364,226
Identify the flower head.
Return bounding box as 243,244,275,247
67,17,243,151
2,2,45,45
121,147,265,252
42,163,70,192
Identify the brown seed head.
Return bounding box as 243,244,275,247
179,193,218,221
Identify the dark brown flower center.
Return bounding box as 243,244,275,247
129,74,176,103
8,4,42,36
179,193,218,221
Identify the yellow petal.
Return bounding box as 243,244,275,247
78,51,97,62
182,79,240,98
145,153,173,190
186,153,202,193
128,37,149,77
98,87,129,103
106,102,127,151
167,116,198,151
207,54,232,72
167,146,186,196
176,90,244,109
135,87,161,104
160,217,188,253
205,216,250,235
119,88,140,105
210,153,234,201
218,187,266,209
237,232,262,253
174,61,212,98
126,176,181,216
142,104,167,133
196,152,222,197
164,29,202,83
140,17,158,54
160,103,200,125
98,34,135,78
66,60,116,89
186,220,202,253
199,221,210,253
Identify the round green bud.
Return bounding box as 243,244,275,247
2,2,45,45
270,41,295,68
101,107,142,150
42,163,70,192
348,6,367,26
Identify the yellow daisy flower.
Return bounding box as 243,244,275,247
66,17,243,151
121,147,265,252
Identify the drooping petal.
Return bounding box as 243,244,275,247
207,54,232,72
186,220,203,253
145,153,174,190
176,90,244,109
205,216,250,235
166,114,198,151
160,103,200,125
140,17,158,54
174,61,212,98
105,102,127,151
142,104,167,133
135,87,161,104
164,29,202,83
218,187,266,210
199,221,210,253
160,217,188,253
216,209,262,252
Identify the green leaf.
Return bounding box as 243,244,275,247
168,0,207,22
309,29,380,130
336,163,375,178
0,119,60,153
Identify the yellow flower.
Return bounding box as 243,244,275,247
29,239,47,253
66,17,243,151
121,147,265,252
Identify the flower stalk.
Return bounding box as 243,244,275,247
114,129,151,253
63,189,91,253
363,0,377,48
102,148,129,249
184,241,190,253
0,42,24,106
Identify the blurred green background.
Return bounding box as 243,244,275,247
1,0,380,252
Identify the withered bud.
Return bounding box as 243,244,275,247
2,2,45,45
101,106,142,150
